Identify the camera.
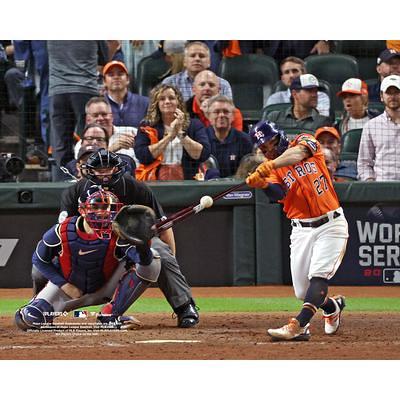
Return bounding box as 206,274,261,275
0,153,25,182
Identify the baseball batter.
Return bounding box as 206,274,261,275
15,188,161,331
247,121,348,341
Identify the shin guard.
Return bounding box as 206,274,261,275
106,269,150,316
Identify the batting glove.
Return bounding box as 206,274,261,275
246,172,269,189
256,160,275,178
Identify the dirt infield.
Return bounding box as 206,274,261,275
1,286,399,360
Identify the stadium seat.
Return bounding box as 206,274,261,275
271,80,286,93
338,128,361,181
365,78,379,88
339,151,358,162
135,56,170,97
317,79,335,120
356,57,380,81
336,40,386,80
368,101,385,115
261,103,290,120
341,128,362,154
304,54,360,113
218,54,279,123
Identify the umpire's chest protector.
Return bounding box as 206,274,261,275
58,217,119,294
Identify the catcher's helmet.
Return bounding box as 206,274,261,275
250,120,289,158
78,187,122,239
83,149,126,187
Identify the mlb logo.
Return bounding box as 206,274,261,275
383,269,400,284
73,310,88,318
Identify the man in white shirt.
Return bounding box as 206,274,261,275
74,97,138,166
358,75,400,181
266,56,330,117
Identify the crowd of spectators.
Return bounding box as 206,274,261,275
1,40,400,183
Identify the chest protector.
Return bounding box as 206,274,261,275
58,217,118,294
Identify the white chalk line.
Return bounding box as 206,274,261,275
0,339,202,350
134,340,201,344
2,339,388,351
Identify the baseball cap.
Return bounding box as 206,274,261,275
337,78,368,97
77,144,101,161
380,75,400,92
315,126,341,141
377,49,400,65
290,74,319,90
103,61,128,76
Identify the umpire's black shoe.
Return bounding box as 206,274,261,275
174,300,199,328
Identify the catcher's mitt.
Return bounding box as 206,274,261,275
112,205,157,245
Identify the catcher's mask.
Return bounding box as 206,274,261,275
83,149,126,187
250,120,289,159
78,187,122,239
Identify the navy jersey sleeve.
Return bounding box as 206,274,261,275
263,183,286,202
32,225,68,288
187,118,211,162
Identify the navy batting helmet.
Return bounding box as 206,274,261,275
250,121,289,157
83,149,126,187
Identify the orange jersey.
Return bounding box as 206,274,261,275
268,134,340,219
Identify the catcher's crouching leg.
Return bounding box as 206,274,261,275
98,249,161,328
32,264,48,296
15,298,54,331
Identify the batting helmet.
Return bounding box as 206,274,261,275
83,149,126,187
250,120,289,157
78,187,123,239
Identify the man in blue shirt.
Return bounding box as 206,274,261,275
103,60,149,128
162,41,232,101
205,95,252,177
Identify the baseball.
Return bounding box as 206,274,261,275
200,195,213,209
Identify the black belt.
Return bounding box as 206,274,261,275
292,211,341,228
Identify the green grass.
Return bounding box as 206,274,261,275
1,297,399,315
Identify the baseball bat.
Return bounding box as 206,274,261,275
156,181,247,232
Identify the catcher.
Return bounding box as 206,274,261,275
15,187,161,331
32,149,199,328
247,121,348,341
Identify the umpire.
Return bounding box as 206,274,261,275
32,149,199,328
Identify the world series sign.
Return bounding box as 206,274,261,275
331,204,400,285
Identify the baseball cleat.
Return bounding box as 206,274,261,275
97,314,142,330
174,300,199,328
323,295,346,335
267,318,311,341
119,315,142,330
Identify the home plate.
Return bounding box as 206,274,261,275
134,340,202,344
